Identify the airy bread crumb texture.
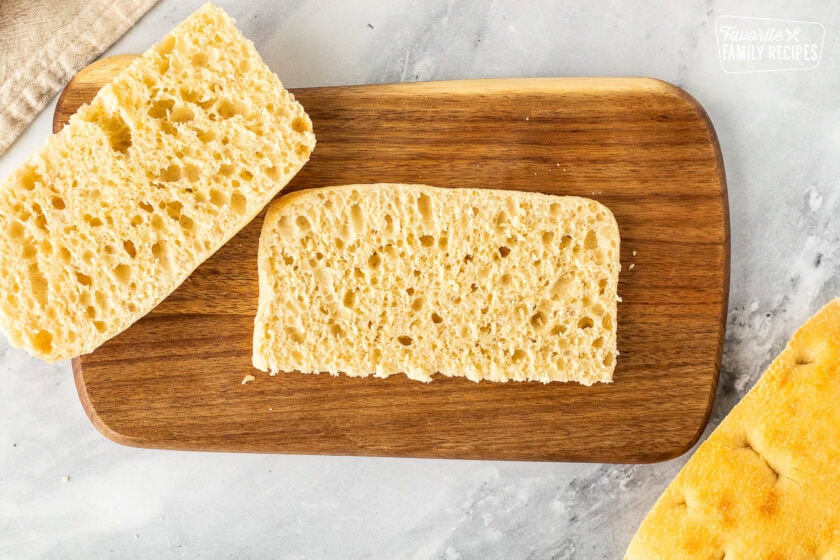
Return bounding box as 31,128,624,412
253,184,620,384
0,4,315,360
625,298,840,559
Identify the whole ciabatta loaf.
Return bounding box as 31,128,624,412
625,298,840,559
0,4,315,361
253,184,620,385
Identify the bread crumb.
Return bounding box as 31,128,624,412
632,250,637,256
62,475,70,484
241,374,256,385
525,116,530,121
629,263,635,270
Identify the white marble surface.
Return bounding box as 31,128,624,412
1,1,838,557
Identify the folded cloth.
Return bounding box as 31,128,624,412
0,0,158,155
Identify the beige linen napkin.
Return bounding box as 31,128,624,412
0,0,158,155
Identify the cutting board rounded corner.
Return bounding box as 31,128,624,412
72,356,138,448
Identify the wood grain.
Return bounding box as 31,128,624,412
59,56,728,463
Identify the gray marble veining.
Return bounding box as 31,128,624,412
1,1,838,558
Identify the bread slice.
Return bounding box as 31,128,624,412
253,184,620,384
0,4,315,361
625,298,840,559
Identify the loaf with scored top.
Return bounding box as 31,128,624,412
253,184,620,384
0,3,315,361
625,298,840,559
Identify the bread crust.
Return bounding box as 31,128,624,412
625,298,840,559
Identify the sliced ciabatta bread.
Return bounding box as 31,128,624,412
0,4,315,361
253,184,620,384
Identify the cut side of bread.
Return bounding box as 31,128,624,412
253,184,620,384
625,298,840,559
0,4,315,361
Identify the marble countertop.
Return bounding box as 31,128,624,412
1,1,837,558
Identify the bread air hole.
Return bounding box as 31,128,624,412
512,349,526,363
530,312,546,329
230,192,247,215
183,163,200,182
20,166,41,191
165,201,183,220
284,327,304,344
578,317,595,329
560,235,572,249
397,336,413,346
179,215,195,232
196,128,217,144
7,221,24,239
113,264,131,284
139,201,154,213
217,98,246,119
51,197,65,210
94,321,106,333
34,213,48,232
541,231,554,244
416,193,432,222
28,264,47,305
264,165,281,181
170,106,194,123
350,203,364,232
498,246,511,257
209,189,226,207
295,143,310,158
598,278,608,295
602,314,613,330
33,330,53,355
82,214,103,227
148,98,174,119
151,241,165,259
291,116,311,133
295,216,311,232
158,164,181,182
585,230,599,250
89,111,132,154
431,312,443,324
86,306,96,318
550,324,567,336
420,235,434,247
76,272,92,286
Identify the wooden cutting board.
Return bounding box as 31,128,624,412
57,55,728,463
